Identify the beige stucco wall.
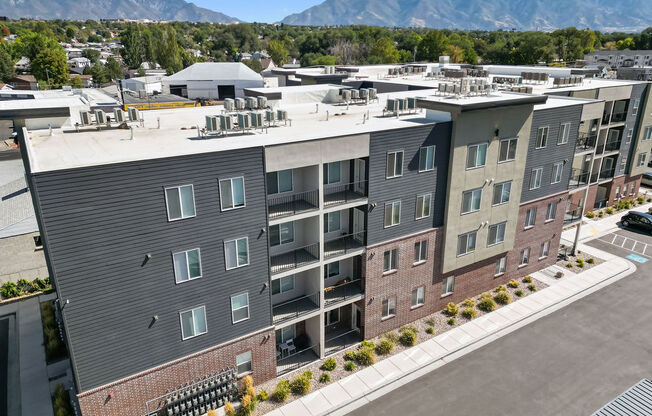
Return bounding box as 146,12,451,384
0,232,48,284
441,104,534,274
597,85,634,102
630,85,652,177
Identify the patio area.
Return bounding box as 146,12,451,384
276,347,319,376
270,244,320,275
272,293,320,324
325,328,362,355
324,233,365,259
324,279,364,307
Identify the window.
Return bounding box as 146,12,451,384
225,237,249,270
325,308,340,325
269,222,294,246
615,186,620,200
414,240,428,263
383,248,398,273
219,177,245,210
492,181,511,205
411,287,425,308
231,293,250,323
498,138,518,162
620,157,627,171
271,275,295,295
461,189,482,214
165,184,196,221
495,257,506,275
630,183,635,195
466,143,487,169
644,126,652,141
419,145,435,172
519,248,530,266
416,194,432,219
626,129,633,144
386,151,404,178
276,324,295,344
442,276,455,295
180,306,207,340
540,241,550,258
325,261,340,278
551,162,563,184
266,170,292,195
637,153,647,167
546,202,557,221
323,162,341,184
558,123,571,145
530,168,543,190
173,248,202,283
457,231,477,256
324,211,341,233
632,99,639,116
536,126,549,148
382,298,396,319
384,201,401,227
487,222,506,246
525,208,537,228
236,351,252,375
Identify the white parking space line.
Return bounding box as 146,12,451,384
593,232,652,259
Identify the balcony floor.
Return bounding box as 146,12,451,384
324,236,365,259
276,348,319,376
268,200,318,220
324,282,363,307
270,248,319,275
325,328,362,355
324,190,367,207
273,296,319,324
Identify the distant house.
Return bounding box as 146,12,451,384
15,57,30,72
68,57,91,72
65,48,83,59
121,75,163,95
161,62,263,100
9,75,39,91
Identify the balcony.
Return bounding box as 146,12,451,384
276,344,319,376
564,202,582,225
324,181,368,208
272,292,320,324
324,279,364,307
568,169,590,189
610,111,627,123
601,113,611,125
267,189,318,220
325,324,363,356
270,242,320,275
575,133,597,152
324,232,366,259
604,138,622,153
599,167,615,181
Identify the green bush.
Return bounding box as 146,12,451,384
522,276,532,283
598,210,603,217
32,277,47,291
461,307,477,319
272,380,291,402
494,291,511,305
585,211,595,218
382,331,399,344
16,278,35,294
320,373,330,383
1,282,20,299
507,279,519,288
290,371,312,395
344,350,356,361
375,339,394,355
445,302,459,317
477,296,497,312
463,298,475,307
321,358,337,371
360,340,374,349
515,290,524,297
355,348,376,366
424,317,436,327
425,327,434,334
447,317,456,325
399,324,417,334
344,361,356,371
40,302,68,363
528,284,537,292
647,198,652,203
399,329,417,346
606,207,614,215
257,389,269,401
52,384,74,416
587,258,594,264
637,196,644,204
566,263,573,268
494,285,507,292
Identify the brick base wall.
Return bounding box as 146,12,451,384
584,183,599,214
77,328,276,416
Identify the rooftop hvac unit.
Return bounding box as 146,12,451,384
350,89,360,99
206,115,218,132
235,98,246,111
265,109,276,123
219,115,233,131
368,88,377,99
276,109,287,122
398,98,408,111
94,110,106,124
224,98,235,112
250,111,263,128
359,88,369,99
386,98,397,112
113,108,125,123
237,113,251,129
128,107,140,122
138,90,147,99
246,97,257,109
341,89,352,101
407,97,418,110
79,111,91,126
257,96,267,108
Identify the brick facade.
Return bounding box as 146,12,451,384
77,327,276,416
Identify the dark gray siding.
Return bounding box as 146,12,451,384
31,148,271,392
521,104,583,202
621,83,648,175
367,123,451,245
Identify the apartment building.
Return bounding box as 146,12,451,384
14,72,652,416
584,50,652,68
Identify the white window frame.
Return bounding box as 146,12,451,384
269,222,294,247
384,201,401,228
558,122,571,145
487,222,506,246
442,276,455,296
414,240,428,264
165,184,196,221
551,162,563,184
495,257,506,275
230,293,250,324
632,99,639,116
324,211,341,233
416,193,432,220
626,128,633,144
540,241,550,259
271,275,295,295
536,126,549,149
419,145,435,172
498,138,518,163
637,153,647,167
525,207,537,228
461,188,482,214
519,248,530,266
383,248,398,273
173,248,202,284
457,231,477,256
466,143,488,169
411,286,425,308
381,297,396,319
236,351,252,375
179,305,207,340
386,150,404,178
530,167,543,190
492,181,511,206
546,202,557,221
643,126,652,142
219,177,246,211
224,237,250,270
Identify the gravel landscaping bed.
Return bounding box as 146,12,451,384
248,276,548,416
556,250,603,273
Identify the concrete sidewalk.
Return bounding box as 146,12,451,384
267,246,636,416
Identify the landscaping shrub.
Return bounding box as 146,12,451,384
360,340,374,349
240,394,253,415
494,291,511,305
16,278,34,294
494,285,507,292
52,384,74,416
587,258,594,264
445,302,459,317
290,371,312,395
463,298,475,307
382,331,399,344
522,276,532,283
585,211,595,218
272,381,291,402
344,361,356,371
461,307,476,319
375,339,394,355
647,198,652,203
598,210,603,218
576,259,584,268
355,347,376,366
321,358,337,371
241,375,254,394
447,317,456,325
224,401,236,416
566,263,573,268
528,284,537,292
606,207,614,215
344,350,356,361
515,290,524,297
507,279,519,288
399,324,417,334
426,327,434,334
555,271,564,278
41,302,67,363
477,296,497,312
257,389,269,401
32,277,47,291
1,282,20,299
424,317,436,327
320,373,330,383
208,409,217,416
637,196,644,204
399,329,417,346
246,386,256,399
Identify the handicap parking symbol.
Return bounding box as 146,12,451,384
626,253,648,264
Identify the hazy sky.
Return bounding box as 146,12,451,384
192,0,323,22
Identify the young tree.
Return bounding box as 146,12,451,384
242,59,262,73
267,39,289,66
0,46,15,82
418,30,449,61
369,37,399,64
121,25,145,69
104,57,123,80
31,48,69,87
82,48,100,64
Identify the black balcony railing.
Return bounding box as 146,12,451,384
324,232,366,259
325,329,362,355
590,171,599,183
564,202,582,225
276,345,319,376
610,111,627,123
323,180,368,207
270,242,320,275
575,132,597,151
604,138,622,152
324,279,364,307
601,113,611,124
599,167,615,180
568,169,590,189
272,292,320,324
267,189,319,220
594,199,609,209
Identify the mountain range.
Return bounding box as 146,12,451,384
1,0,651,32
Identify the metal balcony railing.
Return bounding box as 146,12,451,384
272,292,320,324
324,232,366,259
323,180,368,207
601,113,611,124
324,279,364,307
564,203,582,225
568,169,590,189
267,189,319,220
604,138,622,153
594,199,609,209
276,344,319,376
324,329,362,355
610,111,627,123
599,167,615,180
270,242,320,275
575,132,597,152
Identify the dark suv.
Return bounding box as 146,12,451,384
621,211,652,234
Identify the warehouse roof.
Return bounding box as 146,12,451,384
164,62,262,82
